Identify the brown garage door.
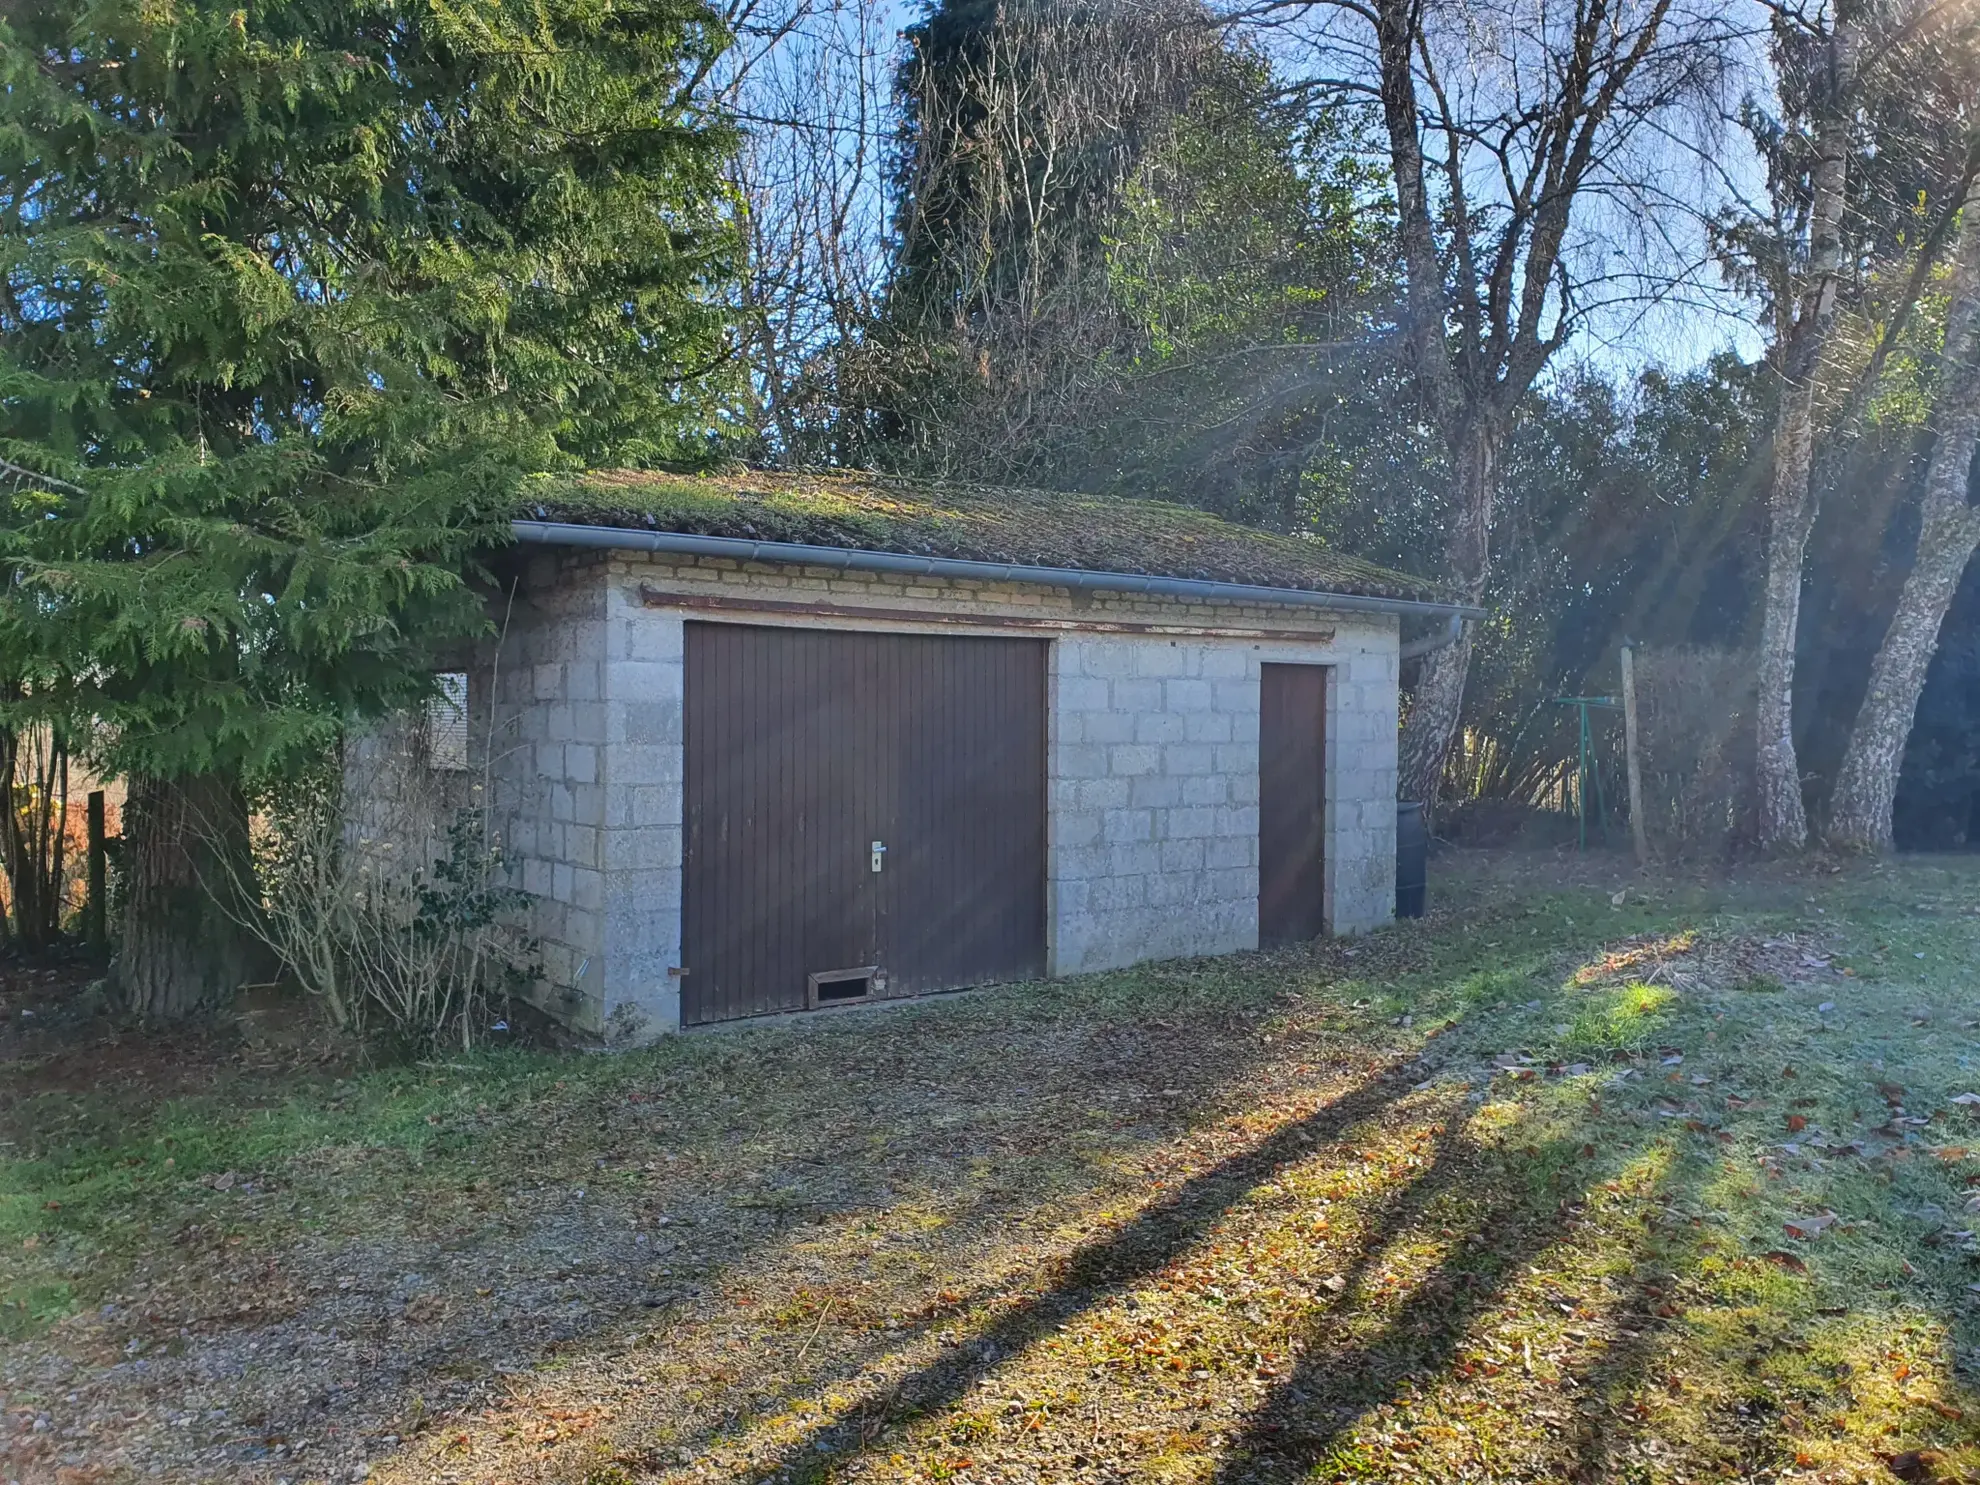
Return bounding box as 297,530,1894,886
1258,662,1328,946
681,622,1047,1024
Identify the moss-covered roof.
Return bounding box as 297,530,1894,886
525,468,1450,605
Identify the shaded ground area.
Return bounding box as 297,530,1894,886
6,851,1980,1484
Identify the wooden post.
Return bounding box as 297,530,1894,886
86,790,107,949
1620,645,1650,866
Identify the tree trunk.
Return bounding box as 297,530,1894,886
1400,421,1498,808
1753,370,1821,849
116,772,261,1019
1828,210,1980,851
1753,20,1855,851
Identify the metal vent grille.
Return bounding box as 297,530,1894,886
427,672,470,771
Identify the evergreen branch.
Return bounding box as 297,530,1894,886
0,457,85,499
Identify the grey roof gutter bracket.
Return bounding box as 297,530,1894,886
510,520,1485,622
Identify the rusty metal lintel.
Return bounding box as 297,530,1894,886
637,585,1336,644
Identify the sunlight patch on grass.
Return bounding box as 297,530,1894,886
1554,982,1678,1059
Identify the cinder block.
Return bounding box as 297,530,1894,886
1079,643,1137,680
1180,774,1228,807
620,701,684,745
1102,809,1154,844
1074,777,1132,811
566,744,598,785
1080,710,1137,745
1134,645,1187,678
1134,712,1187,745
604,659,678,699
1159,838,1206,873
1162,744,1216,776
624,617,686,662
1129,775,1184,809
1088,875,1146,911
1110,679,1163,712
614,744,683,785
1108,745,1161,777
1055,810,1103,848
1164,806,1217,839
1164,679,1214,713
629,784,683,829
1204,834,1253,870
1057,743,1110,780
1217,804,1261,838
1184,711,1233,743
1057,676,1112,712
1214,744,1256,774
1197,648,1250,679
606,825,681,871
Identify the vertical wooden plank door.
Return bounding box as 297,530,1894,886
682,623,1046,1025
1258,662,1328,946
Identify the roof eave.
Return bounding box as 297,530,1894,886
512,519,1485,622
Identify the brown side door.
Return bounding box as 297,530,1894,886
1258,662,1328,946
681,623,1046,1024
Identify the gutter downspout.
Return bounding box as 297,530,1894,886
510,520,1486,623
1399,612,1468,661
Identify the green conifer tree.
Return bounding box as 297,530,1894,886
0,0,737,1014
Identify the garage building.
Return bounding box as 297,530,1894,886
391,471,1473,1040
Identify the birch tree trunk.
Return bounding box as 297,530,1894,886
1754,20,1856,851
1400,422,1498,806
116,772,262,1019
1828,209,1980,851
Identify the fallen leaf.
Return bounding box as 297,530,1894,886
1950,1093,1980,1107
1787,1114,1808,1134
1760,1250,1808,1274
1784,1212,1837,1241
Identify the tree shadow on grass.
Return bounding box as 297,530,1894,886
1205,1120,1633,1482
736,1048,1433,1480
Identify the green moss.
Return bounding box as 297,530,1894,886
520,468,1444,603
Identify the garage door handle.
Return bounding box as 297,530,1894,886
870,840,886,873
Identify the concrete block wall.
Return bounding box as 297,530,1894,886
483,555,612,1033
405,550,1403,1039
1047,627,1399,976
594,580,688,1042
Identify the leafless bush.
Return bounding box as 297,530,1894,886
212,731,534,1050
1632,646,1758,856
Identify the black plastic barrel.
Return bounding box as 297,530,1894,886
1396,801,1428,919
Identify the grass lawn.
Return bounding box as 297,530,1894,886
6,850,1980,1484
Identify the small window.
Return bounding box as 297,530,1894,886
427,672,470,771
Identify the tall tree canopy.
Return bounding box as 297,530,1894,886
0,0,738,1014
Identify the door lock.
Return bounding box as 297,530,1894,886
870,840,887,873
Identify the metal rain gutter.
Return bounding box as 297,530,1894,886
510,520,1485,623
